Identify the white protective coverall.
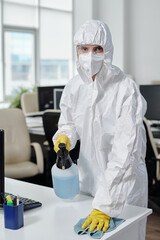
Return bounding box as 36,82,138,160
53,20,148,239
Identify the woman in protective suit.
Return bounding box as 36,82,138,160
53,20,148,240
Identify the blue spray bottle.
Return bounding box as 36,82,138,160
51,143,79,199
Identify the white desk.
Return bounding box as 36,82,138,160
25,110,61,136
0,178,152,240
154,138,160,149
25,116,44,135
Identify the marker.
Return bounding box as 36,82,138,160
13,196,17,206
7,201,13,206
17,195,19,205
6,195,12,202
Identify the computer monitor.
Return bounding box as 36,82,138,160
38,86,64,111
53,88,63,110
0,129,5,207
140,85,160,120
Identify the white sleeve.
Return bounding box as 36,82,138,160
92,86,147,217
52,84,79,150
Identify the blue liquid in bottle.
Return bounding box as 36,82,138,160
52,174,79,199
51,143,79,199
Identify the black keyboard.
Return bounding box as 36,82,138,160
5,192,42,211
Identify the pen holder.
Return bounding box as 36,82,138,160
4,201,24,230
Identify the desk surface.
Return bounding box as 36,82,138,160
25,110,61,136
25,116,44,135
0,178,152,240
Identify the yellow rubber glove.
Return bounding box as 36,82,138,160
54,134,70,153
82,209,111,232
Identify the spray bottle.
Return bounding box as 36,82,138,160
51,143,79,199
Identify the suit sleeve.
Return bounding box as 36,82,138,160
53,83,79,150
92,84,147,217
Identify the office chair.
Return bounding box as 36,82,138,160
21,92,39,114
0,108,44,180
42,110,60,186
143,117,160,213
42,110,80,187
42,110,61,150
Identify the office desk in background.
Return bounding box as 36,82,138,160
25,115,44,136
151,126,160,148
154,138,160,149
0,178,152,240
151,127,160,150
25,115,160,150
25,110,61,136
149,120,160,139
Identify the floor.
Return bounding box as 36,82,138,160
146,212,160,240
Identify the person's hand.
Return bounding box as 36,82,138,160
54,135,70,152
82,209,111,232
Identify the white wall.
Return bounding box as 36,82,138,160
73,0,93,34
74,0,160,84
123,0,160,84
96,0,124,70
73,0,124,71
73,0,94,73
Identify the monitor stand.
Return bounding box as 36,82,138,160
0,129,5,208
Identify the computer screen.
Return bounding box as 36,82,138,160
0,129,4,207
53,88,63,110
140,85,160,120
38,86,64,111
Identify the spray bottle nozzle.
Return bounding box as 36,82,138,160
56,143,72,170
58,143,66,150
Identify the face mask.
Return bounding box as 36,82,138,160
79,52,104,77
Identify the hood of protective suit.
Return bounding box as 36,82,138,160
74,20,114,83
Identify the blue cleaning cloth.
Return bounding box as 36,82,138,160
74,217,125,239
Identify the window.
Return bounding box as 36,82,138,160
4,30,35,96
40,59,69,83
40,6,72,86
0,0,73,102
